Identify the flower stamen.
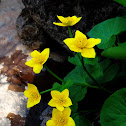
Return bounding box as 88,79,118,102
75,38,87,49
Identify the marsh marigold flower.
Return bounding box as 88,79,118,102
25,48,50,74
53,15,82,27
24,83,41,108
46,107,75,126
64,30,101,58
48,89,72,111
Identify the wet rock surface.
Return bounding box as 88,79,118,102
0,84,28,126
7,113,26,126
0,50,34,89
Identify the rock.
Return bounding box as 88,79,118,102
40,106,52,126
0,50,34,125
0,117,11,126
0,84,29,125
0,50,35,88
7,113,26,126
16,9,46,50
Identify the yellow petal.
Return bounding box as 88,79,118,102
53,22,67,26
71,16,78,20
71,17,82,26
31,50,40,58
25,59,36,67
40,48,50,64
27,99,35,108
81,48,96,58
27,94,41,108
46,120,55,126
63,38,81,52
33,64,43,74
57,15,66,23
27,83,38,91
64,98,72,107
75,30,87,40
67,117,76,126
63,107,71,117
61,89,69,99
48,99,56,107
24,90,30,98
86,38,101,48
35,95,41,104
63,38,75,45
24,83,39,98
51,90,61,100
56,104,64,111
52,108,62,119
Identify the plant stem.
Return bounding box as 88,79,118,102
68,26,73,38
39,88,53,95
44,65,65,83
77,53,112,93
75,83,99,89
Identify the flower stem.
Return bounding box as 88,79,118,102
68,26,73,38
75,83,99,89
39,88,53,95
44,65,65,83
77,53,112,93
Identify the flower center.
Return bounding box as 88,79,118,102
59,117,65,123
58,97,65,104
56,116,67,125
33,55,43,64
75,38,87,49
30,92,39,100
63,17,73,25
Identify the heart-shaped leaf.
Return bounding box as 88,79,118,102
87,17,126,49
100,88,126,126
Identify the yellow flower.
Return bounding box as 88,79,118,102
53,15,82,26
63,30,101,58
46,107,75,126
24,83,41,108
25,48,50,74
48,89,72,111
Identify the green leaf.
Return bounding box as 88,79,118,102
52,79,73,92
68,53,82,66
64,66,85,84
84,60,103,84
73,115,92,126
113,0,126,6
99,59,111,71
60,79,73,91
70,101,78,112
118,42,126,47
69,85,87,112
52,82,61,89
100,88,126,126
117,61,126,80
69,85,87,102
99,61,119,83
87,17,126,49
101,47,126,60
84,57,99,65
